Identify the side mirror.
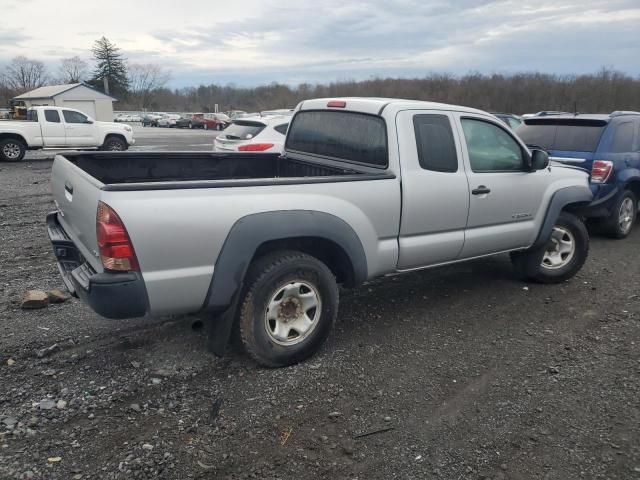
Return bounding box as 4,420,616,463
85,117,94,124
530,149,549,171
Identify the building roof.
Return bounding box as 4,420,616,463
13,83,117,101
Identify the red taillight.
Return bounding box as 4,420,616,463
327,100,346,108
591,160,613,183
238,143,274,152
96,201,139,272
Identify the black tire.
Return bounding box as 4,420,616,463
0,138,26,162
602,190,637,239
238,250,339,368
101,136,127,151
511,212,589,284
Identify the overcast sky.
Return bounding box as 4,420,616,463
1,0,639,87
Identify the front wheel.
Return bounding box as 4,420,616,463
0,138,26,162
603,190,637,239
101,136,127,151
511,212,589,284
238,251,339,368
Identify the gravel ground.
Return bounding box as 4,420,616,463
0,157,639,480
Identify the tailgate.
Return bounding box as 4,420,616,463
51,155,104,272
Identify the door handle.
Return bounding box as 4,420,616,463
64,181,73,195
472,186,491,195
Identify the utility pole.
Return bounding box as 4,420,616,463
103,76,110,95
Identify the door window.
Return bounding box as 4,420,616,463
62,110,88,124
44,110,61,123
461,118,524,172
413,114,458,172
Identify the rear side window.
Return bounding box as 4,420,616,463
27,110,38,122
609,122,634,153
44,110,60,123
274,123,289,135
222,121,266,140
517,121,606,152
413,114,457,172
286,110,388,167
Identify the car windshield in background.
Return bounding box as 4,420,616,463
221,121,266,140
517,119,607,152
286,111,388,167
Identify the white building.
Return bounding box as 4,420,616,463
13,83,117,121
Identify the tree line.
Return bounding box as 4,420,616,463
0,35,638,115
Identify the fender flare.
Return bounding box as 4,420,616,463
531,186,593,250
203,210,368,311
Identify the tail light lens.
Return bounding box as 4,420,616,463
238,143,274,152
591,160,613,183
96,201,139,272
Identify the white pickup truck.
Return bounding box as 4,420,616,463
0,106,135,162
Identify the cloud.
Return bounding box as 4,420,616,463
0,0,638,86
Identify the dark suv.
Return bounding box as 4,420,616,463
516,112,640,238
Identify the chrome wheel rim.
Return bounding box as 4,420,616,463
3,143,21,159
264,280,321,346
542,226,575,270
618,197,635,234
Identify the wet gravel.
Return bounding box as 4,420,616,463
1,158,639,479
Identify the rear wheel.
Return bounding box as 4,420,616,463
101,136,127,151
238,251,339,368
511,212,589,284
602,190,637,239
0,138,26,162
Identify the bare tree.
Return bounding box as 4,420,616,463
127,63,171,109
58,56,89,83
4,56,49,93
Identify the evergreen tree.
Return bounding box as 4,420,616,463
89,37,128,96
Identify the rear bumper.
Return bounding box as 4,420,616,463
46,212,148,319
584,184,620,218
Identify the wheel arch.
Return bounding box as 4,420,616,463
203,210,368,311
0,133,28,146
531,186,593,250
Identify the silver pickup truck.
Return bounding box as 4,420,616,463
47,98,593,367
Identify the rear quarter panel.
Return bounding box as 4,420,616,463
102,178,401,316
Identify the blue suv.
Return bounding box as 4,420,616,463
517,112,640,238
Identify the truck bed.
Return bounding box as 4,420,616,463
63,152,381,190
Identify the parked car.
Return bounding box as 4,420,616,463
206,113,232,130
261,109,295,117
47,97,592,367
175,114,197,129
516,111,640,238
214,115,289,152
522,111,572,119
129,114,143,123
226,110,247,120
142,113,162,127
157,114,181,128
491,112,523,130
0,106,134,161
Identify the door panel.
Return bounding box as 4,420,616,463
62,109,97,146
455,115,550,258
40,109,66,146
397,110,470,269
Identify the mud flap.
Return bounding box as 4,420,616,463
206,291,241,357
